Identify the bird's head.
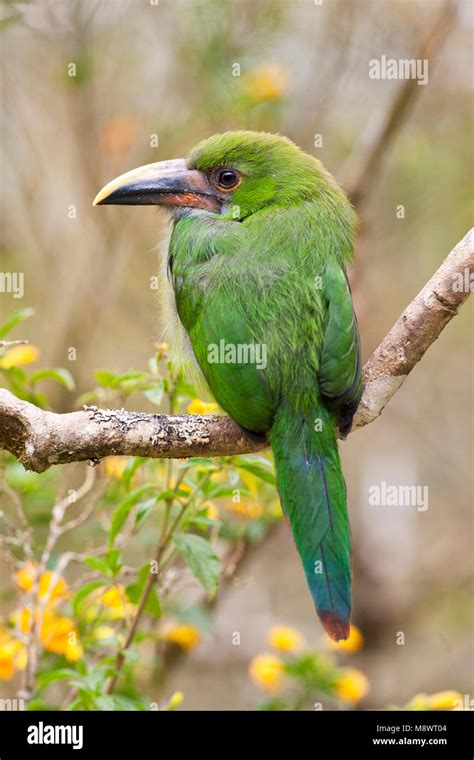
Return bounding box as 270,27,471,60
93,130,346,222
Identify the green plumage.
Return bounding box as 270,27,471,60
95,130,361,639
169,131,361,640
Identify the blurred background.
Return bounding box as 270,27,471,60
0,0,472,709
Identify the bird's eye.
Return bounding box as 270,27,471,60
216,169,240,190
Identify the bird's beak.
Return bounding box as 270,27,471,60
93,158,222,212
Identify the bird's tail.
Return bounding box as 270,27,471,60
270,399,351,641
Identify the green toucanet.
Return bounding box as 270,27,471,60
94,131,362,641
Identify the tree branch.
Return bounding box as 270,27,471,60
341,0,457,209
0,230,472,473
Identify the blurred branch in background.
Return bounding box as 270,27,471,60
341,0,458,211
0,228,472,470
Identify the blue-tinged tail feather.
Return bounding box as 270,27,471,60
271,400,351,641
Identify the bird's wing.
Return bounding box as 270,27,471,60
318,261,362,436
172,252,274,433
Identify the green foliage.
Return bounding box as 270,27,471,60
173,534,221,599
0,309,75,406
0,307,34,338
0,313,281,710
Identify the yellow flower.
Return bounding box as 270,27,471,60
40,613,79,657
167,691,184,710
1,344,40,368
268,500,283,519
94,625,125,647
100,585,133,618
9,639,27,671
267,625,304,653
38,572,69,604
239,470,258,497
15,562,36,593
155,342,169,355
406,693,429,710
244,63,290,102
326,625,364,654
210,471,226,483
64,639,83,663
94,625,115,641
206,504,220,521
13,608,81,661
249,653,285,693
334,667,370,704
104,456,129,479
163,624,201,650
0,645,15,680
243,501,263,519
15,564,69,606
187,399,218,415
85,586,134,621
0,638,27,680
83,603,100,621
226,500,263,519
16,606,33,634
429,691,464,710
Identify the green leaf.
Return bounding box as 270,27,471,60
144,382,164,406
156,488,182,501
148,355,159,375
208,485,251,499
75,390,100,406
29,368,75,391
109,484,158,545
37,668,79,690
174,376,197,399
105,549,122,576
26,698,48,711
0,308,34,339
125,563,150,604
186,516,221,529
83,666,116,691
122,457,146,488
94,696,116,711
83,556,112,577
144,588,161,619
108,695,147,711
173,533,221,599
234,459,275,486
95,369,118,388
135,497,156,528
176,457,219,471
111,371,149,386
2,365,26,384
73,580,104,615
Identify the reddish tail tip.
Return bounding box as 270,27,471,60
320,612,350,642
